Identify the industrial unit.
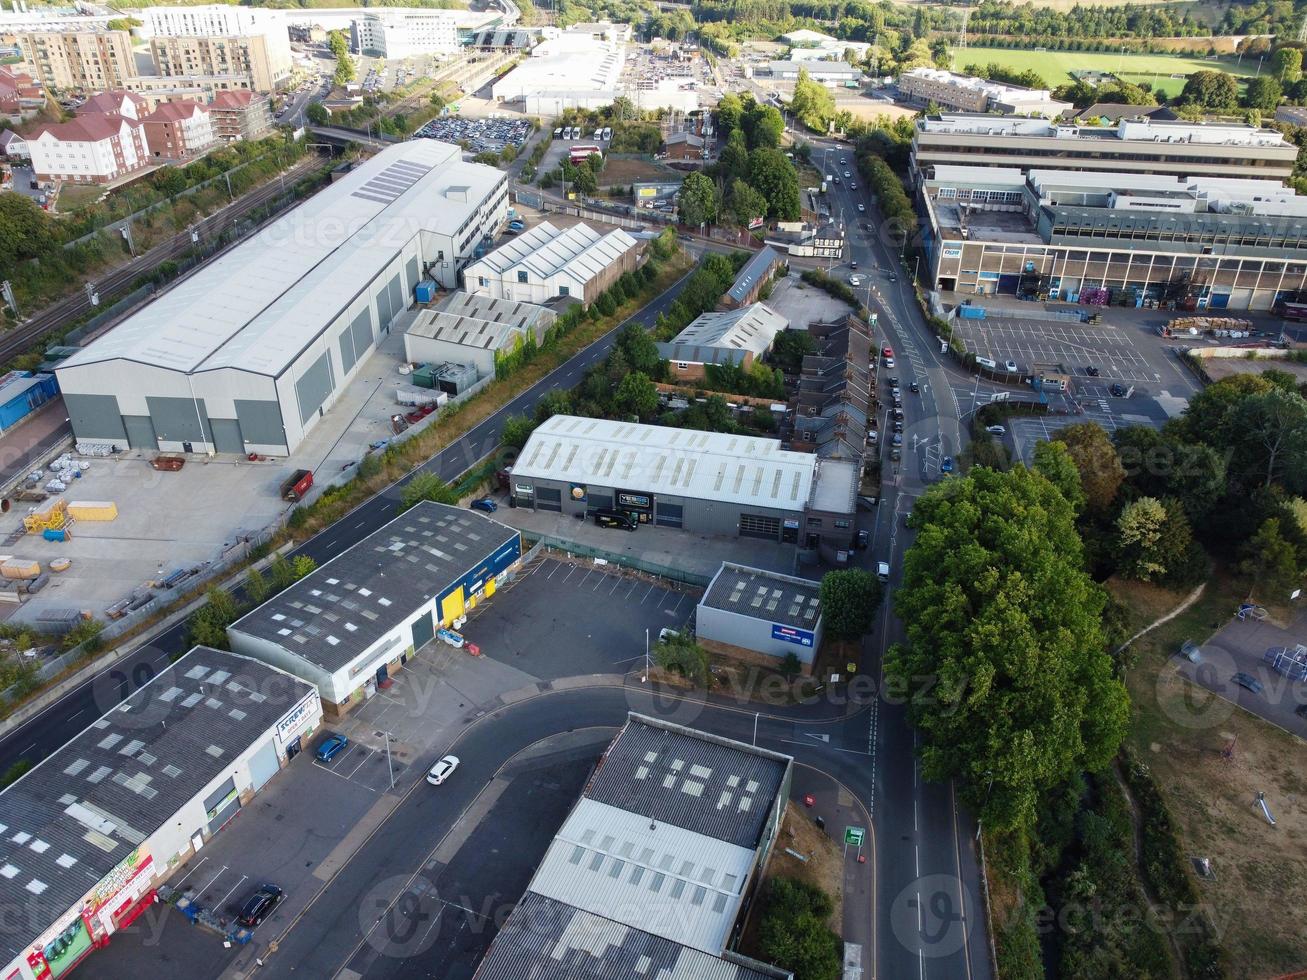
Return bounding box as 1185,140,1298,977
474,713,793,980
511,416,858,554
724,245,785,309
463,220,640,305
697,562,824,669
227,502,522,715
0,647,320,980
658,303,788,382
897,68,1071,118
403,291,556,379
56,140,508,457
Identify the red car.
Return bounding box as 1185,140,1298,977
882,346,894,359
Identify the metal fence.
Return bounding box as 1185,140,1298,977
522,533,712,587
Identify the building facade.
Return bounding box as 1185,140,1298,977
697,563,824,668
227,502,522,715
17,29,135,91
207,90,273,142
463,220,639,304
897,68,1071,118
56,140,509,456
0,647,319,980
141,99,214,160
351,9,460,58
656,303,788,382
28,112,148,183
765,59,860,85
150,33,291,93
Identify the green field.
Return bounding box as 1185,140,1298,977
947,46,1254,91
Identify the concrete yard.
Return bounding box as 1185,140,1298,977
765,275,858,328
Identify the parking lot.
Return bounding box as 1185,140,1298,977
1175,608,1307,738
414,115,532,154
952,317,1165,383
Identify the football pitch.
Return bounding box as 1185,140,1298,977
947,46,1254,90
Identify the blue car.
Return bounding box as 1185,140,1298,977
469,497,498,513
940,456,954,474
315,733,348,763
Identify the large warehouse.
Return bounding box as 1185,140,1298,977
56,140,509,457
0,647,319,980
510,415,858,553
227,501,522,715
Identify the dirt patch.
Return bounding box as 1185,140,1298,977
599,156,676,187
1120,574,1307,976
1199,355,1307,387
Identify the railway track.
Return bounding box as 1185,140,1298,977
0,155,323,365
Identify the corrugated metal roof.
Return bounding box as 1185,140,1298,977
667,304,787,358
0,648,313,962
513,416,816,511
654,343,749,367
475,892,788,979
585,718,788,849
701,563,821,629
726,247,782,303
465,221,637,291
529,799,754,954
229,502,519,674
58,140,505,378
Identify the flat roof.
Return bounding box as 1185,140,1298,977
701,562,821,630
585,715,789,849
514,416,816,511
476,892,787,980
726,246,782,304
229,502,519,673
0,648,312,962
59,141,504,378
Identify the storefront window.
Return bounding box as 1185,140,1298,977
42,919,92,978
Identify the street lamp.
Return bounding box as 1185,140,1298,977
643,627,650,683
376,729,395,789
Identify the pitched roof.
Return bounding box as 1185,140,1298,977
77,91,145,116
210,90,254,109
664,303,787,359
144,100,207,123
31,114,136,143
466,221,638,290
727,246,782,303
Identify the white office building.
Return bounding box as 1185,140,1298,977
351,9,460,58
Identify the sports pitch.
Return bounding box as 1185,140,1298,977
947,46,1254,90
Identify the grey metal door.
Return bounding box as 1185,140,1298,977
411,610,434,651
210,418,244,455
248,739,279,792
122,415,157,450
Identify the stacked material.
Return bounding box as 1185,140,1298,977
2,558,40,580
49,557,72,572
67,501,117,521
75,442,115,457
23,499,67,534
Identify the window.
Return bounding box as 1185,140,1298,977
478,277,487,287
517,271,528,284
806,517,823,528
559,285,570,296
834,519,851,529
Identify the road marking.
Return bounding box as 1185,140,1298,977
214,874,248,914
198,864,228,898
804,732,830,743
172,856,210,889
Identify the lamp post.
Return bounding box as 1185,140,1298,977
643,627,649,682
376,730,395,790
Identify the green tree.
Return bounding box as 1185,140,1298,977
887,465,1129,831
618,325,663,376
749,103,785,148
400,471,459,511
756,878,842,980
1241,517,1303,600
1053,423,1125,514
1273,46,1303,84
1180,70,1239,110
615,371,659,420
728,178,768,226
718,129,750,181
818,568,882,642
748,146,801,221
609,95,635,121
678,171,720,227
187,587,239,649
0,194,51,270
653,634,709,685
790,67,836,132
1115,497,1170,581
245,567,270,605
1232,386,1307,491
770,328,815,372
1244,75,1283,111
714,91,743,138
334,55,356,86
501,413,536,450
535,388,573,422
1031,439,1085,512
1112,426,1227,522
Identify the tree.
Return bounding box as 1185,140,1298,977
748,103,785,148
1241,518,1303,600
609,94,635,121
653,634,709,685
678,172,719,227
1031,439,1085,512
714,91,743,138
187,587,239,649
334,53,356,86
770,329,816,372
1112,425,1227,522
0,194,51,270
818,568,882,642
305,102,330,125
1273,46,1303,84
728,178,768,226
718,129,750,182
617,325,662,376
501,413,536,450
1115,497,1170,581
535,388,573,423
614,371,658,420
1180,70,1239,110
1244,76,1283,112
887,465,1129,831
748,147,801,221
400,471,458,511
1232,386,1307,491
789,68,836,132
1053,423,1125,514
756,878,842,980
245,567,270,605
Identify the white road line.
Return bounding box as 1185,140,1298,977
172,856,210,889
214,874,248,913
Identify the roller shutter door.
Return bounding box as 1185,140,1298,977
350,309,374,361
440,587,464,626
295,352,335,424
411,610,435,651
248,739,279,792
339,327,357,376
535,487,562,512
210,418,244,454
739,513,781,540
405,256,419,292
123,416,157,450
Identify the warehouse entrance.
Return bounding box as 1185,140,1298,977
739,513,781,540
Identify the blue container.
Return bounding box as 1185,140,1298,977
415,280,436,304
959,305,987,320
43,528,67,542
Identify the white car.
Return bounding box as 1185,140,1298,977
426,755,460,785
848,274,864,286
986,425,1006,435
658,627,680,643
858,204,865,212
1005,360,1018,373
876,561,890,582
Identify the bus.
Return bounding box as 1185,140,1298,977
569,145,602,164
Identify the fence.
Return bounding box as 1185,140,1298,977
522,533,712,588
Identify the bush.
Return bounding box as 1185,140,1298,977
755,877,842,980
653,635,709,686
400,471,459,512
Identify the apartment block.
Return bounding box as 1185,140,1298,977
17,29,135,91
207,90,273,142
151,33,291,93
142,99,214,160
898,68,1071,118
28,111,148,183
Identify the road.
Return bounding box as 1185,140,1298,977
814,139,991,980
0,261,696,778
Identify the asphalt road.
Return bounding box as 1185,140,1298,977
0,261,697,779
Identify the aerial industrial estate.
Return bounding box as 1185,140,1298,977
0,2,1303,980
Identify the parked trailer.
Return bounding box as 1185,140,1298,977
280,469,314,502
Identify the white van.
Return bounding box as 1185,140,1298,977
975,356,998,370
876,561,890,583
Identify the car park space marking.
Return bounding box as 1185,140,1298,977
172,855,210,889
213,874,248,915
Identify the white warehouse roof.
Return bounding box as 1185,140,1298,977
465,220,636,291
60,140,505,378
513,415,816,510
667,303,787,359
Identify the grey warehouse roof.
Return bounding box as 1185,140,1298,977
476,892,787,980
702,563,821,630
656,343,749,367
229,502,519,673
585,716,788,849
58,140,504,378
726,246,781,304
0,648,312,962
514,416,816,511
407,292,554,350
664,304,787,360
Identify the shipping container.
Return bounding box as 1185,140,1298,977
415,280,436,304
67,500,117,521
151,455,185,471
959,306,987,320
280,469,314,502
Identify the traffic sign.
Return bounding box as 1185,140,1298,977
844,826,865,847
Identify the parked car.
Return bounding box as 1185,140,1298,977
882,347,894,359
1295,703,1307,720
885,356,895,368
889,447,902,461
909,381,919,393
940,456,955,473
893,421,904,433
888,273,897,282
887,377,899,387
426,754,461,785
658,627,680,643
1086,365,1100,376
469,497,498,513
876,561,890,582
1004,360,1018,373
314,733,348,763
237,884,284,928
1110,383,1127,397
892,409,904,421
985,425,1006,435
858,204,865,213
1231,672,1263,695
854,529,870,550
891,433,903,446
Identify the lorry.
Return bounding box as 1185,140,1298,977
820,179,827,193
279,469,314,502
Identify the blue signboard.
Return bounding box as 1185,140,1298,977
772,624,815,647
